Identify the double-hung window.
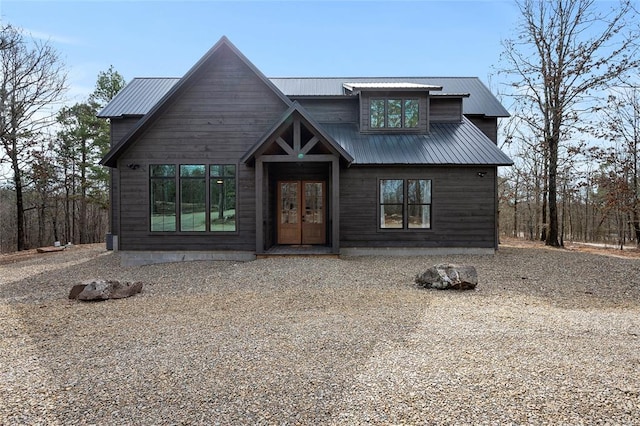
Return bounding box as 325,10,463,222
370,99,419,129
150,163,236,232
380,179,431,229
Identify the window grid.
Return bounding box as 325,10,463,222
370,98,419,129
379,178,431,230
149,163,237,233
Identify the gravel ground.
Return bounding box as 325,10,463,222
1,243,639,425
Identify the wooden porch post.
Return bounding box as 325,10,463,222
255,158,264,253
331,157,340,254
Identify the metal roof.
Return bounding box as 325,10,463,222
271,77,509,117
97,78,180,118
99,76,509,119
322,118,513,166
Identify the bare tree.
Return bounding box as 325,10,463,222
500,0,639,247
0,25,67,251
592,85,640,245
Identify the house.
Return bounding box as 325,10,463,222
99,36,512,265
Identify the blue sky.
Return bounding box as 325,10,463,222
1,0,520,103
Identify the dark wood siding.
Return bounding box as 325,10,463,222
339,165,498,249
115,45,288,251
429,98,463,123
295,98,358,124
110,117,141,147
467,116,499,144
108,118,141,236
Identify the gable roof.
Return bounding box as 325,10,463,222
242,101,354,165
98,76,508,119
322,117,513,166
270,77,509,117
100,36,292,167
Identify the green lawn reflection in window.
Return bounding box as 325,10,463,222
180,165,206,232
150,165,176,231
210,164,236,232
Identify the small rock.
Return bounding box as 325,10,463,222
71,279,143,301
415,263,477,290
68,284,87,299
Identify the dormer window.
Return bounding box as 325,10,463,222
370,98,419,129
343,82,440,133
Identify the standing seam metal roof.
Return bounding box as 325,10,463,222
270,77,509,117
97,78,180,118
321,118,513,166
97,76,509,118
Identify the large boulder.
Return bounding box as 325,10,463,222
415,264,477,290
70,279,143,301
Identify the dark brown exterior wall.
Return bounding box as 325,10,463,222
295,98,358,124
109,117,142,235
429,98,463,123
340,165,498,249
114,45,288,251
467,116,499,143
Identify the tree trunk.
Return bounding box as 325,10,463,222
513,173,519,238
632,209,640,247
11,153,25,251
540,145,548,242
79,143,87,244
546,136,561,247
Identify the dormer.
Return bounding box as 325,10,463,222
343,82,442,134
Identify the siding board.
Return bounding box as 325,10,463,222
296,98,359,124
467,116,498,143
430,98,463,123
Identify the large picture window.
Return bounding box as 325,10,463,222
379,178,431,229
370,98,419,129
149,163,237,233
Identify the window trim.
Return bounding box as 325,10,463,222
378,178,432,231
148,162,239,235
370,98,420,130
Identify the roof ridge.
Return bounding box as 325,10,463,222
131,77,181,80
268,76,481,79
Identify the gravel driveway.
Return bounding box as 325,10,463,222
1,244,639,424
